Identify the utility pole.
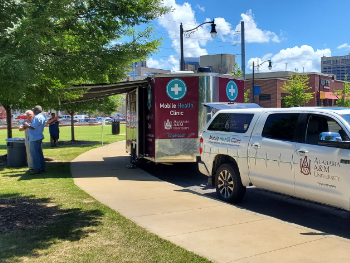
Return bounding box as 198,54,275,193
241,21,245,79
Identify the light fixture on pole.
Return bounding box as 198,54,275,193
252,59,272,103
180,20,217,71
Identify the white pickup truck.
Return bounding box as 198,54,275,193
198,107,350,211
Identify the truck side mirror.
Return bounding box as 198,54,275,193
318,132,350,149
319,132,342,142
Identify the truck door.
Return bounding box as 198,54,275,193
248,112,301,196
294,114,350,210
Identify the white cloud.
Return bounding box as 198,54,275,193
147,55,179,71
248,45,331,73
338,43,350,49
234,10,282,43
213,17,235,42
156,3,283,67
158,0,213,58
196,4,205,12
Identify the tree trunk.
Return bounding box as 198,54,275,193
4,105,12,139
69,111,75,141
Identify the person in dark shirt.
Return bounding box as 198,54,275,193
48,113,60,147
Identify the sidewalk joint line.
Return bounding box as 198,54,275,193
227,236,329,263
129,204,231,218
164,218,267,238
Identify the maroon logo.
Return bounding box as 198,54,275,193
300,156,311,175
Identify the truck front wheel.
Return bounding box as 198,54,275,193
215,163,246,204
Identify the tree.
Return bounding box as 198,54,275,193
60,95,124,141
230,63,243,77
281,72,314,107
244,89,250,103
0,0,169,137
334,75,350,107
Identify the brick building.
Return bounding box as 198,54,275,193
245,71,346,108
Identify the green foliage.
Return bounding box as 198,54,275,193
230,63,243,77
61,95,124,116
0,0,169,137
281,72,314,107
60,95,125,140
334,75,350,107
244,89,250,103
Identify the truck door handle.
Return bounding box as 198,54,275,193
296,150,308,155
251,143,261,149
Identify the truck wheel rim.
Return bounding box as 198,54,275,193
218,170,234,198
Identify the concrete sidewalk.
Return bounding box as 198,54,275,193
71,141,350,263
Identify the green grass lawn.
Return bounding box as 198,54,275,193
0,125,211,263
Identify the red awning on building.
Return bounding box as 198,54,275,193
320,92,339,100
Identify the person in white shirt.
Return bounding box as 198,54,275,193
19,110,35,171
24,105,46,175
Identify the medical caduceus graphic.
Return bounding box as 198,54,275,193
300,156,311,175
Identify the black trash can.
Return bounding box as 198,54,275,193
112,120,120,135
6,138,27,167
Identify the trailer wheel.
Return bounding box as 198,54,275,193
215,163,246,204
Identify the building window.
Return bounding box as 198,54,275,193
281,93,288,108
259,94,271,100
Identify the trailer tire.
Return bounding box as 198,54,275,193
215,163,246,204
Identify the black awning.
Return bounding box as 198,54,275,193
61,79,149,104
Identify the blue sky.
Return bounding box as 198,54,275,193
144,0,350,73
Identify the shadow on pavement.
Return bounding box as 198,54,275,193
138,161,350,240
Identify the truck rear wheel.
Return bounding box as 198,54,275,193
215,163,246,204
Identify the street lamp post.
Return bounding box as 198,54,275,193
180,20,217,71
252,59,272,103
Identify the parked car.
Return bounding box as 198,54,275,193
104,118,113,124
16,115,27,120
59,115,71,119
84,118,99,124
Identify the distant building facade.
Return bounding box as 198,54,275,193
245,71,344,108
126,61,170,80
184,57,200,72
321,53,350,81
200,54,235,74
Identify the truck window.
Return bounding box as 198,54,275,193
208,113,254,133
305,115,349,145
262,113,300,141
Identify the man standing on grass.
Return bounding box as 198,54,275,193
19,110,35,171
24,105,46,175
